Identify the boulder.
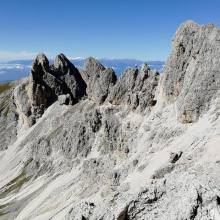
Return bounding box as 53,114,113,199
169,151,183,163
58,94,71,105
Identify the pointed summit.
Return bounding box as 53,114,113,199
84,57,105,75
54,53,76,75
31,53,50,76
140,63,150,72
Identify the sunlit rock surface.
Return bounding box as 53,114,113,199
0,21,220,220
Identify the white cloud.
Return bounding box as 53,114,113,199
0,50,51,61
68,56,84,60
0,64,23,69
0,51,85,62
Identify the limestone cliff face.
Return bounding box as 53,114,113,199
162,21,220,123
0,21,220,220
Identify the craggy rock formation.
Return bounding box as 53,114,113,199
14,54,158,127
29,53,87,121
1,21,220,220
85,57,117,104
126,175,220,220
14,53,87,126
108,63,159,111
162,21,220,123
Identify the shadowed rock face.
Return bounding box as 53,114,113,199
31,53,87,103
13,53,87,126
162,21,220,123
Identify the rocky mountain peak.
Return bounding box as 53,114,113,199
33,53,49,65
13,53,87,126
53,53,77,75
140,63,151,73
108,66,159,110
84,57,105,75
176,20,199,32
162,20,220,123
31,53,50,75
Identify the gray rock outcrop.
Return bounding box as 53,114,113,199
162,21,220,123
13,54,159,128
108,63,159,111
15,53,87,126
85,58,117,104
58,94,71,105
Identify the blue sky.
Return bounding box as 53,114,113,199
0,0,220,61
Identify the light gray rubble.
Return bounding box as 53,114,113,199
0,21,220,220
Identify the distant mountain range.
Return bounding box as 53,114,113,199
0,58,165,82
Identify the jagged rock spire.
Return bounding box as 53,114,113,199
84,57,117,104
84,57,105,75
54,53,77,75
19,53,87,125
108,65,159,111
31,53,50,78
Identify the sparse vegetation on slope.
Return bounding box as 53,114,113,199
0,83,11,94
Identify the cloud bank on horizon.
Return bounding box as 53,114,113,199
0,58,164,82
0,50,161,62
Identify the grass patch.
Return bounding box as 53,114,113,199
0,83,11,94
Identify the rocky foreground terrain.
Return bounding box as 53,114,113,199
0,21,220,220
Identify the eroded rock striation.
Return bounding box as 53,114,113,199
0,21,220,220
0,83,18,151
